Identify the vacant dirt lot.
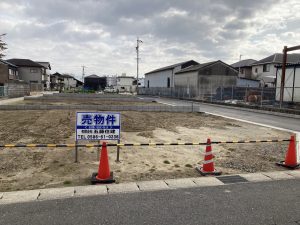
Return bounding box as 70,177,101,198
0,110,291,192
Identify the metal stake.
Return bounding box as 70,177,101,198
116,139,121,162
75,140,78,163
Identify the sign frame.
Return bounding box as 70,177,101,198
75,112,121,141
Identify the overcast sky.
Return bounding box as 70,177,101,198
0,0,299,79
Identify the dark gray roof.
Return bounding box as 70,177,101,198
85,74,100,78
145,60,199,75
175,61,218,74
0,59,18,68
175,60,238,74
231,59,257,68
118,76,135,78
6,58,46,68
252,53,300,65
36,61,51,70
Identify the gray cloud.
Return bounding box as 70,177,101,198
0,0,298,77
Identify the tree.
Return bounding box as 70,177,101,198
0,33,7,59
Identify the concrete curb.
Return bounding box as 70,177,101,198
154,96,300,119
198,102,300,119
0,170,299,205
0,104,194,112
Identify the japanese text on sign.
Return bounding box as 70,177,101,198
76,112,121,140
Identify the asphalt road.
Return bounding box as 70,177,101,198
1,179,299,225
155,98,300,132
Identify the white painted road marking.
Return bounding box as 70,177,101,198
203,112,297,133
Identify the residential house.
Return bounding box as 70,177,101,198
251,53,300,87
51,72,80,91
6,58,47,91
174,60,238,98
231,59,257,79
115,75,135,93
74,78,83,88
50,72,64,90
0,59,30,97
137,78,144,87
144,60,199,88
0,59,19,85
275,63,300,103
106,75,117,87
84,74,106,91
36,62,51,90
62,74,77,90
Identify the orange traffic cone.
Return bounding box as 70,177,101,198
91,142,115,184
276,135,300,169
196,138,222,176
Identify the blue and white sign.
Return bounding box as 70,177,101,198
76,112,121,140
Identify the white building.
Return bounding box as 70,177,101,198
115,76,135,93
144,60,199,88
137,78,144,87
275,63,300,103
106,76,117,87
251,53,300,87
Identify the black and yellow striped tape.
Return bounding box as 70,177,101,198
0,139,291,148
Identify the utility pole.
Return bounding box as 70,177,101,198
136,37,143,93
82,65,85,83
238,54,242,76
279,44,300,108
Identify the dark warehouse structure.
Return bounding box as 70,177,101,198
84,74,106,91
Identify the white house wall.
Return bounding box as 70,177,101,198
276,67,300,102
144,69,173,88
252,63,277,83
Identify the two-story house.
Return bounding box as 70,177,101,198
36,62,51,90
115,75,135,93
251,53,300,87
6,58,47,91
230,59,257,79
0,59,19,86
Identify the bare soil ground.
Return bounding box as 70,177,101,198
0,110,290,192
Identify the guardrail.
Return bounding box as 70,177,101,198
0,139,291,163
0,139,291,148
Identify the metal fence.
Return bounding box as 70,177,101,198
139,86,276,105
0,86,8,97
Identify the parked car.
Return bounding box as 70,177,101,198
104,87,117,93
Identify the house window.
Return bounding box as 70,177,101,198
167,77,170,88
147,80,149,88
30,69,38,73
263,64,270,72
240,69,244,74
9,69,13,75
255,68,258,73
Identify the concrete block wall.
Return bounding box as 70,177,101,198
0,104,193,112
51,93,136,98
6,82,30,98
24,96,154,102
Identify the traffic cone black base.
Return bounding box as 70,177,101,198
275,161,300,170
195,165,222,176
91,172,115,184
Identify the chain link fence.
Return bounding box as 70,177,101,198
138,85,300,110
